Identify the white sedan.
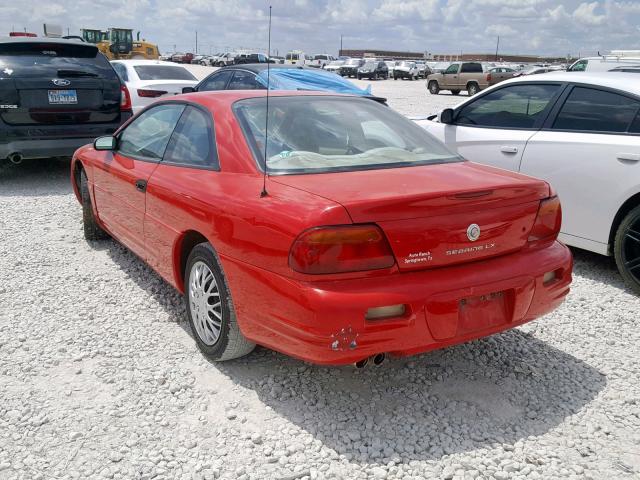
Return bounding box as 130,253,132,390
416,72,640,293
110,60,199,114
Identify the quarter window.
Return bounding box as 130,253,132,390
456,84,560,129
461,63,483,73
118,104,185,160
227,71,265,90
552,87,640,133
163,106,216,168
112,62,128,81
199,70,233,91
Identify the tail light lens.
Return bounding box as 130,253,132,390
289,225,395,274
137,89,168,98
120,84,132,111
528,196,562,244
486,73,491,81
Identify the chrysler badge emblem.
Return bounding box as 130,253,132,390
52,78,71,86
467,224,481,242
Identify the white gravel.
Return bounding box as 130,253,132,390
1,77,639,480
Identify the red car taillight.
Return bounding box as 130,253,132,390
528,196,562,244
289,225,395,274
486,73,492,81
120,84,132,111
137,89,168,98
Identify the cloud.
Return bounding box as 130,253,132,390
485,24,518,37
1,0,639,58
573,1,607,25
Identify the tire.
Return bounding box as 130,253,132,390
467,82,479,96
451,90,461,95
357,74,361,80
80,170,109,241
614,205,640,294
428,81,440,95
393,75,398,80
185,243,255,361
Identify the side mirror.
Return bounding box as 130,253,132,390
182,86,196,94
94,135,117,151
440,108,455,124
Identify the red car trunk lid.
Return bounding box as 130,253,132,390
273,162,550,271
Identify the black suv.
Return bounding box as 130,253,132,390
357,61,389,80
0,38,132,163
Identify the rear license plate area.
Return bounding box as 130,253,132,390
48,89,78,104
458,291,511,334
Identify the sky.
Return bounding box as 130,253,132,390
2,0,640,58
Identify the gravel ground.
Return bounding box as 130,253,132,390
0,78,639,480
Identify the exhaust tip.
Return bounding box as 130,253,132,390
8,153,23,165
354,357,369,369
372,353,386,366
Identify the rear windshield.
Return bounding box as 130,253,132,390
0,42,116,79
234,96,460,175
133,65,197,81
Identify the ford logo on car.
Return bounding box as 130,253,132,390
467,223,481,242
52,78,71,86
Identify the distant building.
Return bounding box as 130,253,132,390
340,48,572,63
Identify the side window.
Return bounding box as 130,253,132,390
112,63,128,82
164,106,217,168
227,71,265,90
199,70,233,91
456,84,560,129
553,87,640,133
461,63,482,73
568,60,588,72
118,104,185,160
444,64,459,74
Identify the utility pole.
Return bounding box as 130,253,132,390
495,36,500,61
195,31,198,53
340,34,343,56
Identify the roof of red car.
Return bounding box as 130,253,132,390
172,89,353,109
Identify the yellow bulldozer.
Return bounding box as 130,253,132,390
81,28,159,60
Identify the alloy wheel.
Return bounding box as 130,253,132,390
188,261,223,346
622,218,640,284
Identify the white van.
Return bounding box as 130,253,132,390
285,50,311,66
568,55,640,72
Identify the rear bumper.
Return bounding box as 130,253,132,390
0,115,131,160
223,241,572,365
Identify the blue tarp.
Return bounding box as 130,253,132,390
255,68,372,96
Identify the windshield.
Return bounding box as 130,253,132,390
133,65,197,81
234,96,460,175
0,42,117,79
345,59,361,65
399,61,414,67
362,62,376,69
327,60,344,66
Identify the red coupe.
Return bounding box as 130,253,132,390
71,91,572,366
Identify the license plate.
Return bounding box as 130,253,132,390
458,291,508,333
48,89,77,104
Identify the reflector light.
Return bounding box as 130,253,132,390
365,304,406,320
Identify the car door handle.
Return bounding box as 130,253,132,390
616,153,640,163
500,146,518,154
135,179,147,192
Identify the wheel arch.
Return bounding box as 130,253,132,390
608,191,640,254
466,80,479,89
71,159,86,204
173,230,212,293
